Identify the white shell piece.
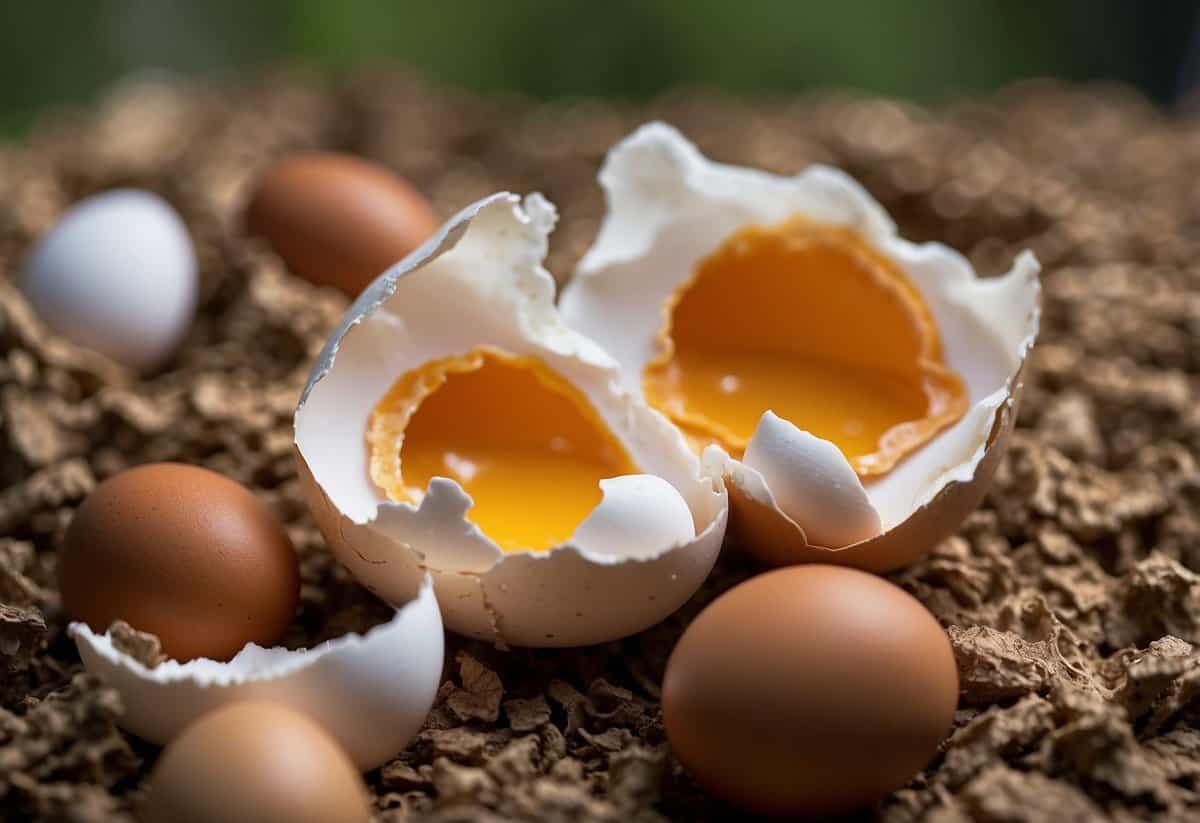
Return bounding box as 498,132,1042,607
20,189,197,373
294,192,727,647
741,412,881,548
69,575,443,770
570,475,696,560
562,123,1040,555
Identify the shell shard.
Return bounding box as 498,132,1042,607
70,575,444,769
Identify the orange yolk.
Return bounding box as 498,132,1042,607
642,218,968,478
367,347,638,551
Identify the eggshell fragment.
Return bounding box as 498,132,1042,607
294,192,727,647
728,366,1025,571
562,123,1040,571
20,188,197,373
69,574,443,769
570,475,695,560
143,701,372,823
740,412,880,549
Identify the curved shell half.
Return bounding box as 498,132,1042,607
561,123,1040,572
70,574,444,770
295,192,727,647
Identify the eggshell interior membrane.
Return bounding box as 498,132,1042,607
69,574,443,770
294,192,727,647
560,122,1040,571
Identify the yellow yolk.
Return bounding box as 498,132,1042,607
367,347,637,551
642,218,968,478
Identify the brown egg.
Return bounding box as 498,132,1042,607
58,463,299,662
142,701,371,823
662,566,958,818
244,152,440,296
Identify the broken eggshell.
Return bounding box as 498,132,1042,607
69,574,442,770
294,192,727,648
560,123,1040,572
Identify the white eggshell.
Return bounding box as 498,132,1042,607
20,189,197,372
295,192,727,648
570,475,695,560
69,575,443,770
563,123,1040,569
739,411,881,548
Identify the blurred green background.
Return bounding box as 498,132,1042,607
1,1,1196,136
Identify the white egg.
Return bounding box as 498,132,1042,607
69,574,443,770
294,192,727,648
20,189,197,372
561,123,1040,572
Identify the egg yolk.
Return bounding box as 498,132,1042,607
368,346,638,551
642,218,968,478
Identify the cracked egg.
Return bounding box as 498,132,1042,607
561,124,1040,572
294,192,727,647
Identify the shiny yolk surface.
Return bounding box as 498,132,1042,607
642,218,968,478
368,346,638,551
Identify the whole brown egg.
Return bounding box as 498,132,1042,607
58,463,299,662
244,152,440,296
142,701,371,823
662,565,958,817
